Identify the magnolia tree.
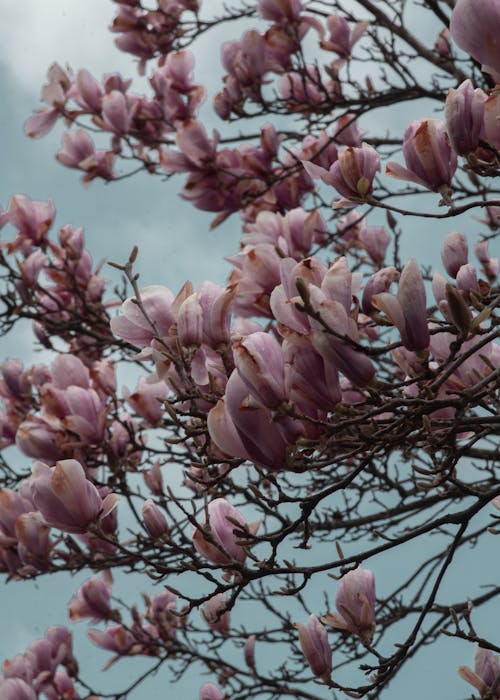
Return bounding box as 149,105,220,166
1,0,500,698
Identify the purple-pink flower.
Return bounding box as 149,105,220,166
322,568,376,643
294,614,332,681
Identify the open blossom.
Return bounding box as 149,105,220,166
320,14,369,59
294,615,332,681
110,285,175,346
322,568,376,643
69,573,113,623
29,459,118,534
386,119,457,194
303,143,380,204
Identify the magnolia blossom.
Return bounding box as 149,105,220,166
29,459,118,534
444,80,486,156
459,647,500,698
322,568,376,643
450,0,500,79
303,143,380,203
386,119,457,195
69,574,113,623
193,498,259,571
294,614,332,681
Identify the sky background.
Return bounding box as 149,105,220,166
0,2,497,699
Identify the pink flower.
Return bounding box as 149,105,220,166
450,0,500,79
69,574,113,623
201,593,230,635
15,512,53,571
294,614,332,681
110,285,175,346
29,459,118,534
321,14,369,59
233,331,286,409
459,646,500,698
303,143,380,203
200,683,224,700
441,231,469,278
4,195,55,247
0,679,37,700
444,80,486,156
322,568,376,643
386,119,457,195
372,258,430,352
193,498,259,571
142,499,169,539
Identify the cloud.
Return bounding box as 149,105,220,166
1,0,131,98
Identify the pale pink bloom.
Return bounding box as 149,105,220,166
15,512,53,571
56,129,96,169
193,498,259,569
321,14,369,58
201,593,230,635
358,226,390,263
303,143,380,202
142,499,169,539
4,195,55,246
0,678,36,700
101,90,135,135
244,634,256,670
29,459,118,534
218,371,289,468
233,331,286,409
0,360,31,402
200,683,224,700
322,568,376,643
455,263,480,301
362,267,399,314
124,376,168,425
475,239,499,282
372,258,430,351
294,614,332,681
441,231,469,278
444,80,486,156
282,333,341,416
91,359,117,396
88,624,137,657
458,646,500,698
73,69,104,111
69,573,112,623
450,0,500,79
386,119,457,194
334,113,365,146
143,462,164,496
0,488,32,543
110,285,175,346
15,417,66,461
308,288,376,387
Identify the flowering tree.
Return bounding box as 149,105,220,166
1,0,500,698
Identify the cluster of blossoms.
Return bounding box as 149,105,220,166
1,0,500,698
